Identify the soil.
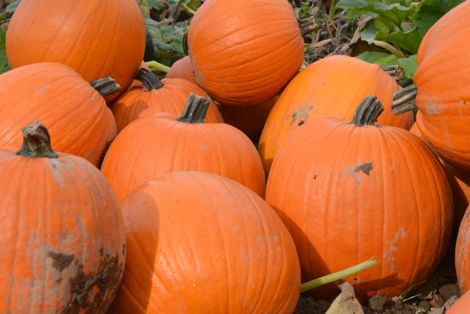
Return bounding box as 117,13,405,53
295,245,460,314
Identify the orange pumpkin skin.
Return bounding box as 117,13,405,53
266,102,452,300
219,97,276,143
259,55,414,174
166,56,196,83
0,123,125,313
413,1,470,172
188,0,304,106
112,76,223,132
0,63,116,166
110,171,300,313
6,0,145,100
456,206,470,294
447,290,470,314
102,105,265,202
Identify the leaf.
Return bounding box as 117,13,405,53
0,27,10,74
325,282,364,314
415,0,466,37
5,0,20,14
397,54,417,79
376,27,421,53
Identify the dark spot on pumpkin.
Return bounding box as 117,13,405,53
56,278,62,284
313,174,317,180
298,120,305,126
285,104,314,126
47,251,74,272
62,250,124,314
122,244,126,256
354,162,373,176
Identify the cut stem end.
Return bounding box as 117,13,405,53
392,84,418,115
16,120,58,159
177,93,211,123
352,96,384,126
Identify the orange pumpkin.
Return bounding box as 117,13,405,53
266,97,452,300
0,62,117,166
218,97,277,143
102,94,265,201
447,290,470,313
456,206,470,294
166,56,196,83
392,1,470,173
112,68,223,132
259,55,414,174
188,0,304,106
0,121,125,313
6,0,145,101
110,171,300,313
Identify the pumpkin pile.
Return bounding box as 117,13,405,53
1,0,470,312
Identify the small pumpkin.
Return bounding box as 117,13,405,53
6,0,146,101
0,121,125,313
110,171,300,313
188,0,304,106
0,62,117,166
392,1,470,173
266,97,452,300
166,56,196,83
112,68,223,132
102,94,265,202
456,206,470,294
259,55,414,174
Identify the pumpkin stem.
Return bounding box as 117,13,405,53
351,96,384,126
135,68,164,91
91,77,121,96
145,61,170,75
16,120,58,159
391,84,418,115
300,258,378,293
382,65,403,82
176,93,210,123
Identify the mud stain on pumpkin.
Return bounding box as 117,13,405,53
284,104,314,126
425,102,443,116
383,227,406,273
343,162,373,185
48,159,66,187
48,251,74,272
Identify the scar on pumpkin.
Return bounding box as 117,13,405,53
284,104,313,126
354,162,373,176
48,251,74,272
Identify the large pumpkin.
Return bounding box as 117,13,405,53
392,1,470,173
102,94,265,201
259,55,414,174
112,68,223,132
0,121,125,313
188,0,304,106
266,97,452,300
110,171,300,313
6,0,145,100
456,206,470,294
0,62,117,166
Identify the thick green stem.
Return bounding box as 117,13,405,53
135,68,164,91
352,96,384,126
181,3,196,15
91,77,121,96
392,84,418,115
16,120,58,159
146,61,170,74
177,93,210,123
373,40,406,58
300,258,378,293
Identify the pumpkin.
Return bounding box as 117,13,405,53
102,94,265,201
447,290,470,313
456,206,470,294
218,97,277,143
112,68,223,132
0,121,125,313
166,56,196,83
187,0,304,106
266,97,452,300
109,171,300,313
6,0,146,101
392,1,470,173
0,62,117,166
259,55,414,174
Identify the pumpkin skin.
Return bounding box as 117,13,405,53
112,69,223,132
412,0,470,172
166,56,196,83
0,121,125,313
447,290,470,314
266,98,452,301
259,55,414,174
456,206,470,294
110,171,300,313
102,96,265,201
6,0,145,100
0,62,116,166
188,0,304,106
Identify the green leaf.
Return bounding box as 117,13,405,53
416,0,466,37
376,27,421,53
356,51,398,66
397,54,417,79
0,27,10,74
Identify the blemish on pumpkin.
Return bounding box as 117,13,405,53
383,227,406,273
354,162,373,176
284,104,313,126
62,248,124,314
47,251,74,272
48,159,65,187
425,102,443,116
343,162,373,185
